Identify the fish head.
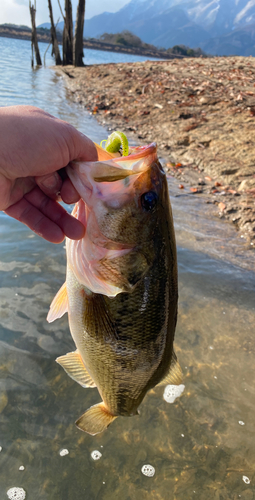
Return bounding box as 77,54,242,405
66,143,171,296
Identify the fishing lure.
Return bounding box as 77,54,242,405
100,131,129,156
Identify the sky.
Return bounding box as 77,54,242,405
0,0,130,27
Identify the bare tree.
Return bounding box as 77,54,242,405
62,0,73,65
48,0,62,65
29,0,42,67
73,0,86,67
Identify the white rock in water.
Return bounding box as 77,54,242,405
141,464,155,477
59,449,69,457
163,384,185,403
242,475,251,484
7,487,26,500
91,450,102,460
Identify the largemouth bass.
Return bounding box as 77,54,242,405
47,141,181,435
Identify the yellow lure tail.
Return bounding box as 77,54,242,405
100,131,129,156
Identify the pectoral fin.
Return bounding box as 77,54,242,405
47,282,68,323
56,350,96,388
76,403,117,435
96,250,148,292
157,352,183,387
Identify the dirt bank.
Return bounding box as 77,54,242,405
56,57,255,248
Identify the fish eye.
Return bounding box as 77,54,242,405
141,191,158,212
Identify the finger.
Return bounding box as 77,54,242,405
5,198,66,243
5,187,85,242
76,135,98,162
60,177,80,204
24,187,85,240
35,172,62,200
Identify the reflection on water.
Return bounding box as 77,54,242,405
0,221,254,499
0,36,255,499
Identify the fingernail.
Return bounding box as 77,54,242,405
40,173,61,190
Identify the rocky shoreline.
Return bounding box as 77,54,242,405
57,56,255,249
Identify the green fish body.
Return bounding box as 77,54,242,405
47,142,181,435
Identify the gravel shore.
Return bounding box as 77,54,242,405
56,56,255,248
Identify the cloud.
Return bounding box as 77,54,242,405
234,0,255,24
14,0,27,6
0,0,31,26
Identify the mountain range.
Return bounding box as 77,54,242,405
39,0,255,55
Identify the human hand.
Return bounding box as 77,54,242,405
0,105,97,243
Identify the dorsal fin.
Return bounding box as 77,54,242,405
76,402,117,435
157,352,183,387
56,350,96,388
47,282,68,323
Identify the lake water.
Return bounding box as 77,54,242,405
0,36,255,500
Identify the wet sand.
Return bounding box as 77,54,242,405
56,56,255,248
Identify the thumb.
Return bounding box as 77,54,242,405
35,172,62,200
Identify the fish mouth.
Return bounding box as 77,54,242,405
95,141,158,163
111,142,157,165
66,142,158,202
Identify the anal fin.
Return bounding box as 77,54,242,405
76,402,117,435
157,352,183,387
56,350,96,388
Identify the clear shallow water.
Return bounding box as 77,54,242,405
0,37,255,499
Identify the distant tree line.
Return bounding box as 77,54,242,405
30,0,86,68
167,45,205,57
98,31,155,50
93,31,205,57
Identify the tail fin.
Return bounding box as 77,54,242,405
76,402,117,435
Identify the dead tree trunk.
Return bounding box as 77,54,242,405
48,0,62,65
63,0,73,65
29,1,42,67
73,0,86,67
